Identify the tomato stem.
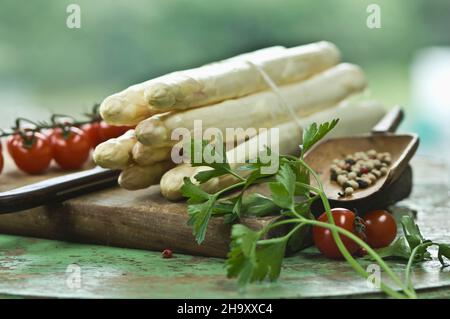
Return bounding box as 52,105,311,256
0,105,101,138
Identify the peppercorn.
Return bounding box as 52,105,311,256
367,173,377,182
344,187,354,196
337,175,348,186
162,249,173,258
356,178,369,188
372,169,381,178
365,161,374,170
347,180,359,189
345,158,356,165
351,165,360,173
360,167,369,174
363,177,373,186
348,172,357,180
367,149,377,158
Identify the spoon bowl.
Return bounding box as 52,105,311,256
305,132,419,203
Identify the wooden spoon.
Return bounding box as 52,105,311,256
304,106,419,204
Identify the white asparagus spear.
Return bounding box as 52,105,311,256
99,46,286,126
118,161,175,190
132,143,172,166
160,99,386,200
93,130,136,169
132,133,249,166
123,135,248,191
145,41,340,111
136,63,367,147
99,87,155,126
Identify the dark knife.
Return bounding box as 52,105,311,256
0,167,120,214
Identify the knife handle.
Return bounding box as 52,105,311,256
0,167,120,214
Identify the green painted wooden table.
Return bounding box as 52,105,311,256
0,157,449,298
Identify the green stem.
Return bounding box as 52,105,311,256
216,181,246,196
282,154,299,161
225,169,246,182
284,223,305,239
265,218,303,235
0,106,101,138
295,181,320,194
404,245,423,298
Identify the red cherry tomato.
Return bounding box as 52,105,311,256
363,210,397,248
7,130,21,155
81,122,101,148
50,127,91,170
8,132,53,174
313,208,366,259
98,121,132,143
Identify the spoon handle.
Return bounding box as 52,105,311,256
371,105,404,134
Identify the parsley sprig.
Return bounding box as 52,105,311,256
181,119,449,299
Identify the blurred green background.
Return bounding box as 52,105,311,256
1,0,449,164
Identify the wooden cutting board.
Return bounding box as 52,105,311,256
0,151,413,258
0,155,282,258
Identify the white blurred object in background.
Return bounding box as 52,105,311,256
411,48,450,166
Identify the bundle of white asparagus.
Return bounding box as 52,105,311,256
160,99,386,200
93,41,387,198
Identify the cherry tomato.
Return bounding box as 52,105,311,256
313,208,366,259
50,127,91,170
363,210,397,248
98,121,132,143
81,122,101,148
7,130,20,155
8,132,53,174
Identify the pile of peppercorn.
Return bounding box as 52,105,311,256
330,149,392,197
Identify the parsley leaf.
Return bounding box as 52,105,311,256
180,177,211,204
252,238,287,282
181,177,217,244
226,225,259,286
401,215,428,250
194,168,229,184
241,193,279,217
300,119,339,156
268,162,296,209
370,236,415,261
438,244,450,267
226,224,287,286
186,198,216,244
